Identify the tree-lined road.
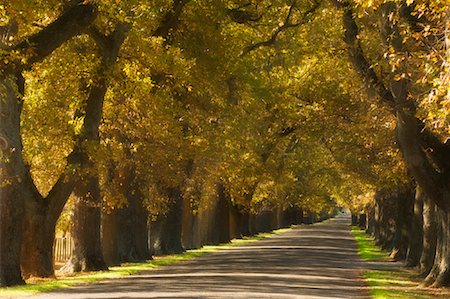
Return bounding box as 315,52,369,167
30,216,368,299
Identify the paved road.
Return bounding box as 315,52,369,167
30,215,368,299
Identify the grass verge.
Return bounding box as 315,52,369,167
0,227,292,298
351,227,449,299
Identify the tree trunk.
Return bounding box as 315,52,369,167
0,76,26,286
181,195,195,249
351,214,358,226
229,203,241,239
420,196,437,277
295,207,304,225
20,200,56,277
102,191,149,266
424,208,450,287
238,209,251,237
150,187,184,255
273,207,283,230
207,183,230,245
366,205,375,235
391,189,414,261
62,177,107,273
358,214,367,230
255,211,272,233
406,186,424,267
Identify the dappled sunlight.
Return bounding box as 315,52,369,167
27,216,369,299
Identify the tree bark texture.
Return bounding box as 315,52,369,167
0,76,26,286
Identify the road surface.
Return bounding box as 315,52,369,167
30,215,368,299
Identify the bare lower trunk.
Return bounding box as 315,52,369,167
181,193,195,249
0,77,26,286
229,204,241,239
391,189,414,261
295,207,304,225
419,196,437,276
238,209,251,237
207,183,230,245
424,208,450,287
62,177,107,273
358,214,367,230
305,212,315,225
254,211,273,233
102,192,149,265
366,206,375,235
21,200,56,277
150,187,184,255
406,186,424,267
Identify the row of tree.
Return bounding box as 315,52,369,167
343,0,450,288
0,0,448,289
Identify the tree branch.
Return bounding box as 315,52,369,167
240,0,319,57
331,0,396,112
6,1,97,71
153,0,191,43
47,23,130,220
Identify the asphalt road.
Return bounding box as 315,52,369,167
29,215,369,299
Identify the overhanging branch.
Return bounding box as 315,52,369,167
240,0,319,57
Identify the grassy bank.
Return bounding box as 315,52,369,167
0,227,291,298
351,227,449,299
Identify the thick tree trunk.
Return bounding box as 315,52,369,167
391,189,414,261
280,207,293,228
102,210,120,266
207,183,230,245
21,201,56,277
307,212,316,224
273,207,283,230
373,194,381,241
424,208,450,287
194,209,212,247
238,209,251,237
285,206,303,226
229,204,241,239
366,205,375,235
358,214,367,230
62,177,107,273
295,207,304,225
420,197,437,276
406,186,424,267
181,195,195,249
0,77,26,286
102,189,149,265
150,187,184,255
373,190,399,251
351,214,358,226
255,211,273,233
249,213,257,235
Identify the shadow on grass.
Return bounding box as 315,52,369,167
351,227,449,299
0,227,292,298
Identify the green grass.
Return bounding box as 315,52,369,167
351,227,447,299
0,227,292,298
351,227,388,262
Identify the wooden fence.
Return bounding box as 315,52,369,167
53,236,73,263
